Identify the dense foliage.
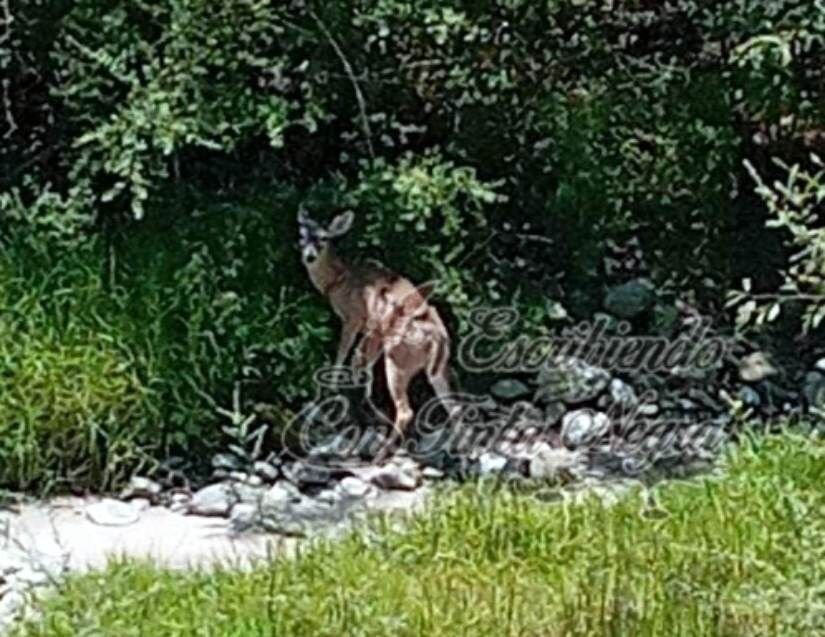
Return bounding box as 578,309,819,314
1,0,824,489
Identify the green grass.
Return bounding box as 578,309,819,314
0,190,331,491
15,432,825,636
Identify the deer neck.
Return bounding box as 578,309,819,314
306,247,350,297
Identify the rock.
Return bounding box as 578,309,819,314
738,352,777,383
676,398,699,412
737,385,761,408
490,379,531,401
336,477,372,500
261,482,298,509
168,492,191,513
85,499,140,527
211,453,242,471
421,467,445,480
561,409,610,449
535,357,611,405
527,444,586,481
543,402,566,426
802,372,825,411
259,499,332,536
281,462,336,489
253,461,280,483
188,484,238,517
637,403,660,417
477,452,508,477
370,464,421,491
228,503,258,533
604,278,655,319
120,476,162,503
608,378,638,407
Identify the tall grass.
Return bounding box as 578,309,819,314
0,190,331,491
15,432,825,636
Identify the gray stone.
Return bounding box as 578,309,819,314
259,495,345,537
282,462,335,488
188,484,238,517
737,385,761,408
85,498,140,527
738,352,777,383
527,443,586,481
543,402,566,426
535,357,611,405
211,453,242,471
371,464,421,491
228,503,258,533
168,493,191,513
336,477,372,500
490,379,531,401
561,409,610,449
609,378,638,407
477,452,508,476
261,482,302,510
120,476,162,502
604,278,655,319
253,461,280,483
421,467,445,480
637,403,660,417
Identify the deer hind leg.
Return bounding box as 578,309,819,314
385,354,415,443
425,336,459,421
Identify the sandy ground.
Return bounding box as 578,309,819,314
2,488,430,574
3,498,296,572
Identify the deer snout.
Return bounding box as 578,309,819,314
302,246,319,264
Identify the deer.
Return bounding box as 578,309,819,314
297,208,455,443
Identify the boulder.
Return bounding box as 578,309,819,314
489,379,531,401
534,357,611,405
85,499,140,527
253,461,280,483
527,443,586,481
120,476,162,503
608,378,638,407
188,484,238,517
561,409,611,449
604,278,655,319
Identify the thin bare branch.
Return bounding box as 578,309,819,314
308,8,375,158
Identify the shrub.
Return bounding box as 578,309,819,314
729,155,825,334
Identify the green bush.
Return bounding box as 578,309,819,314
0,191,335,491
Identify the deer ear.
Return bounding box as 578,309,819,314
297,207,311,226
327,210,354,237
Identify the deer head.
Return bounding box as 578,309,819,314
297,208,354,266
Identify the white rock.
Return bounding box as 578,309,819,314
228,503,258,533
86,498,140,527
528,444,586,481
188,484,238,517
561,409,610,448
478,452,508,476
337,477,372,499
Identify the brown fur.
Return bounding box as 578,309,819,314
304,242,453,440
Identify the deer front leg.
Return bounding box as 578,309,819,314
353,330,384,401
335,320,361,368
